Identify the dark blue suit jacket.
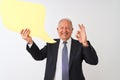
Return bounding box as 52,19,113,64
27,38,98,80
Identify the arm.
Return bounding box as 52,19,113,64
76,24,98,65
20,28,47,60
82,41,98,65
26,42,47,60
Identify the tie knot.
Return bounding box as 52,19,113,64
63,41,67,44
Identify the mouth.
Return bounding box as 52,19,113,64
62,33,68,36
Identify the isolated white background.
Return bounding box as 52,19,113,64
0,0,120,80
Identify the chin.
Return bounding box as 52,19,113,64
61,38,69,41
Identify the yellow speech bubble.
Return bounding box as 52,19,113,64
0,0,56,43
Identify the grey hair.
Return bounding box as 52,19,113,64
58,18,73,27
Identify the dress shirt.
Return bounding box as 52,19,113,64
54,38,71,80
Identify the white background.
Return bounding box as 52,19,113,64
0,0,120,80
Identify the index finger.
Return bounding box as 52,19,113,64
78,24,85,30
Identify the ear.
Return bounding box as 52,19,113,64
72,27,73,31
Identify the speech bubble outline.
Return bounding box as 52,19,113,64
0,0,56,43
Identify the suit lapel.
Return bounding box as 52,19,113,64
49,39,60,79
69,39,77,69
53,39,59,59
51,39,60,66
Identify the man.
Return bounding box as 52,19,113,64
20,18,98,80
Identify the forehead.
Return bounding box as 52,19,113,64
58,20,72,27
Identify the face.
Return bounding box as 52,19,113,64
57,20,73,41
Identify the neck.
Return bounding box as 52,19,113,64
61,38,71,42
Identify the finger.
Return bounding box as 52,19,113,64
26,28,31,37
80,24,84,30
20,29,24,35
78,24,81,29
22,29,27,36
27,29,30,36
76,31,81,38
21,29,28,37
76,33,80,39
76,31,79,37
81,25,86,34
78,24,84,31
23,28,29,36
77,31,80,35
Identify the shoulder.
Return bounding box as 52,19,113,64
71,38,83,46
71,38,80,43
54,38,60,42
46,38,60,45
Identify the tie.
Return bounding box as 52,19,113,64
62,41,69,80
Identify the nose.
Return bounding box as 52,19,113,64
63,28,67,32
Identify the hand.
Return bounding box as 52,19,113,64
20,28,33,44
76,24,88,47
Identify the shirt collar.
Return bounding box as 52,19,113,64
60,38,71,45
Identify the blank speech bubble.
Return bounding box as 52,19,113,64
0,0,56,43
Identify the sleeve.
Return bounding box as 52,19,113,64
26,42,47,60
82,41,98,65
27,43,33,48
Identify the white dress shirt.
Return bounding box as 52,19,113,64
54,38,71,80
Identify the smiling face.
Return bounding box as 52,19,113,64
57,19,73,41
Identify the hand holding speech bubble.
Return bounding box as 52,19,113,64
0,0,56,43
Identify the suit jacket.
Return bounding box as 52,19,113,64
26,38,98,80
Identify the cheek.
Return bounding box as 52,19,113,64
57,30,62,35
67,30,72,33
58,29,63,33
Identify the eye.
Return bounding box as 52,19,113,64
59,27,64,29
